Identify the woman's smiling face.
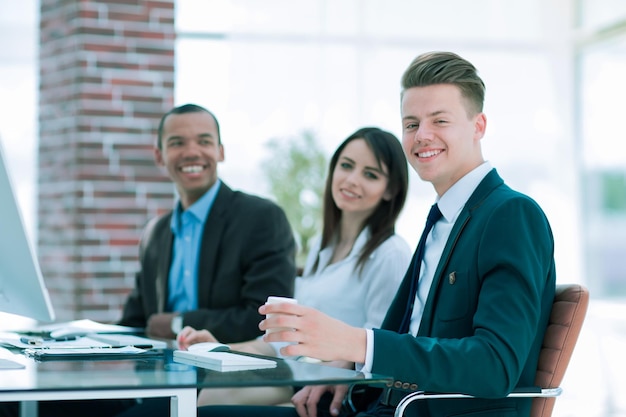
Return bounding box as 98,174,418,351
331,138,391,219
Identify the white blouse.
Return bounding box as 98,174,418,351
296,227,411,329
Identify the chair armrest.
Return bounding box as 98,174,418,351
508,386,562,398
393,387,562,417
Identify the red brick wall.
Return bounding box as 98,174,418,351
38,0,176,322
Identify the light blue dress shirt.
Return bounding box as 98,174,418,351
166,180,221,313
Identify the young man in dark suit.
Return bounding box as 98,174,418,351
119,103,296,343
205,52,556,417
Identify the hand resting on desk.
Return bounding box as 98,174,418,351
177,326,276,356
177,326,219,350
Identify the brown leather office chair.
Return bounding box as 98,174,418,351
394,283,590,417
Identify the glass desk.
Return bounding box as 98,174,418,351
0,348,392,417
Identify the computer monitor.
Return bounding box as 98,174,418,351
0,142,55,323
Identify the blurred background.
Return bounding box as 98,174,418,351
0,1,625,416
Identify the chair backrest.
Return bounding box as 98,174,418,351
532,283,589,417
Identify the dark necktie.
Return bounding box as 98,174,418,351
398,203,443,333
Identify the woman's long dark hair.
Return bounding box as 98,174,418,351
312,127,409,276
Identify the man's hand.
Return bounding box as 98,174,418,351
177,326,218,350
146,312,178,339
292,384,350,417
259,303,367,363
291,360,353,417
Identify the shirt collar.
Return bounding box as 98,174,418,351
170,180,222,233
316,226,372,269
436,162,492,224
351,227,372,257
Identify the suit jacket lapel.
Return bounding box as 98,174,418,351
196,183,232,307
156,213,174,313
381,250,420,331
417,210,469,335
417,169,504,335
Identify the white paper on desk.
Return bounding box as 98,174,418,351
0,333,165,350
173,350,277,372
10,319,141,338
25,346,149,356
40,319,142,338
0,333,112,349
86,334,167,349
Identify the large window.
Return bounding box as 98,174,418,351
175,1,583,286
578,34,626,297
1,0,624,415
0,1,38,240
174,4,626,414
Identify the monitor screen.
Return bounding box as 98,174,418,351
0,142,55,322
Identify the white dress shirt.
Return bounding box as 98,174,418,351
270,227,411,357
298,227,411,329
361,162,493,371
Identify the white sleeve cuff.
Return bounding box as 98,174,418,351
170,314,183,335
356,328,374,373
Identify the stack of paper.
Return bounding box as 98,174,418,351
173,350,277,372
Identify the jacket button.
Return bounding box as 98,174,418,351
402,383,410,389
386,381,393,388
410,384,418,390
394,381,403,389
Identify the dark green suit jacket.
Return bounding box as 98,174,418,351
372,169,556,417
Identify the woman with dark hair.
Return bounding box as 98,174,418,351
115,127,411,415
300,126,410,331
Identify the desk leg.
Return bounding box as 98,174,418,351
12,389,196,417
170,389,196,417
19,401,37,417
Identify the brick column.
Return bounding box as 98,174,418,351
38,0,176,322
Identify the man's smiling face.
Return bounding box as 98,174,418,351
401,83,486,196
155,111,224,208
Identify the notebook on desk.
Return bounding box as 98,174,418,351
24,346,163,361
0,332,166,350
85,334,167,349
173,350,277,372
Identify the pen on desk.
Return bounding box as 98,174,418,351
51,336,80,342
20,336,46,346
